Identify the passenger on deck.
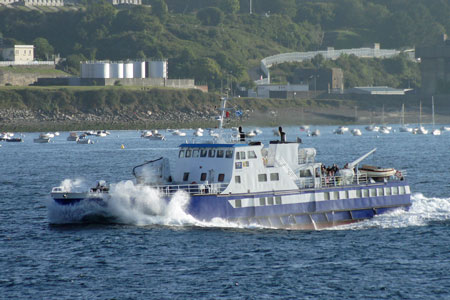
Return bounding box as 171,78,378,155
238,126,245,142
279,127,286,143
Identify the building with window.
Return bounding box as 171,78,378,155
2,45,34,63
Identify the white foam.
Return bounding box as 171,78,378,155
336,193,450,230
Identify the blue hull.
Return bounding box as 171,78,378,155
187,181,411,229
52,181,411,229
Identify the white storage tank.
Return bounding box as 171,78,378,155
110,62,124,78
94,62,110,78
80,62,89,78
133,61,145,78
149,60,168,78
123,62,134,78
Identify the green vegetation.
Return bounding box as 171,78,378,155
0,0,448,91
271,53,420,89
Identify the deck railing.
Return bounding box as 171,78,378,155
153,182,229,196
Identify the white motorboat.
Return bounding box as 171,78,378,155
440,126,450,131
245,130,257,137
431,129,441,136
141,130,153,138
365,125,379,132
379,126,390,134
193,130,203,137
172,130,186,137
34,133,52,143
67,132,79,141
310,129,320,137
77,137,94,144
96,130,109,137
351,129,362,136
147,133,166,140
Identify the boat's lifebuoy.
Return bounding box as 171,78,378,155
395,170,402,178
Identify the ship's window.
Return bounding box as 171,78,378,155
356,190,362,198
259,197,266,206
236,151,246,160
300,169,312,177
333,191,339,200
377,188,384,196
235,199,242,208
217,150,224,158
200,173,207,181
225,150,233,158
392,187,398,195
218,174,225,182
275,196,282,205
248,150,257,159
399,186,405,195
258,174,267,182
324,192,330,200
362,189,369,197
183,172,189,182
192,150,199,158
385,187,391,196
185,149,192,158
370,189,376,197
200,149,207,157
208,149,216,157
270,173,279,181
178,150,185,158
267,197,274,205
235,176,241,184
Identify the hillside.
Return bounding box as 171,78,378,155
1,87,450,132
0,0,448,90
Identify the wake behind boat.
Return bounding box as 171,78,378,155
50,98,412,229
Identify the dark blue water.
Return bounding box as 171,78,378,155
1,126,449,299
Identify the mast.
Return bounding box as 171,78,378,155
419,101,422,127
432,96,435,129
401,103,405,126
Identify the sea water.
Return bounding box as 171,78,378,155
1,127,449,299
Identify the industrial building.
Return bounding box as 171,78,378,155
80,60,167,79
291,68,344,93
416,35,450,95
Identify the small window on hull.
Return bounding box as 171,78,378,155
179,150,185,158
235,176,241,184
217,150,224,158
270,173,279,181
183,173,189,182
200,150,207,157
218,174,225,182
225,150,233,158
208,149,216,157
258,174,267,182
200,173,207,181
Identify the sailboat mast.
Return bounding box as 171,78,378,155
401,103,405,126
432,96,435,129
419,101,422,126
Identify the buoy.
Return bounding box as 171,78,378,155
121,144,125,149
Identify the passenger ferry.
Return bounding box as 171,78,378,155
50,98,411,229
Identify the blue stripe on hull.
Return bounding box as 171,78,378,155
187,183,411,228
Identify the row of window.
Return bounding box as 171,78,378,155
179,149,259,160
323,186,407,200
235,196,283,208
183,172,225,182
15,50,32,55
179,149,233,159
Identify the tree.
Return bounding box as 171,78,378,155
219,0,239,14
33,37,54,60
150,0,168,21
197,7,224,26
